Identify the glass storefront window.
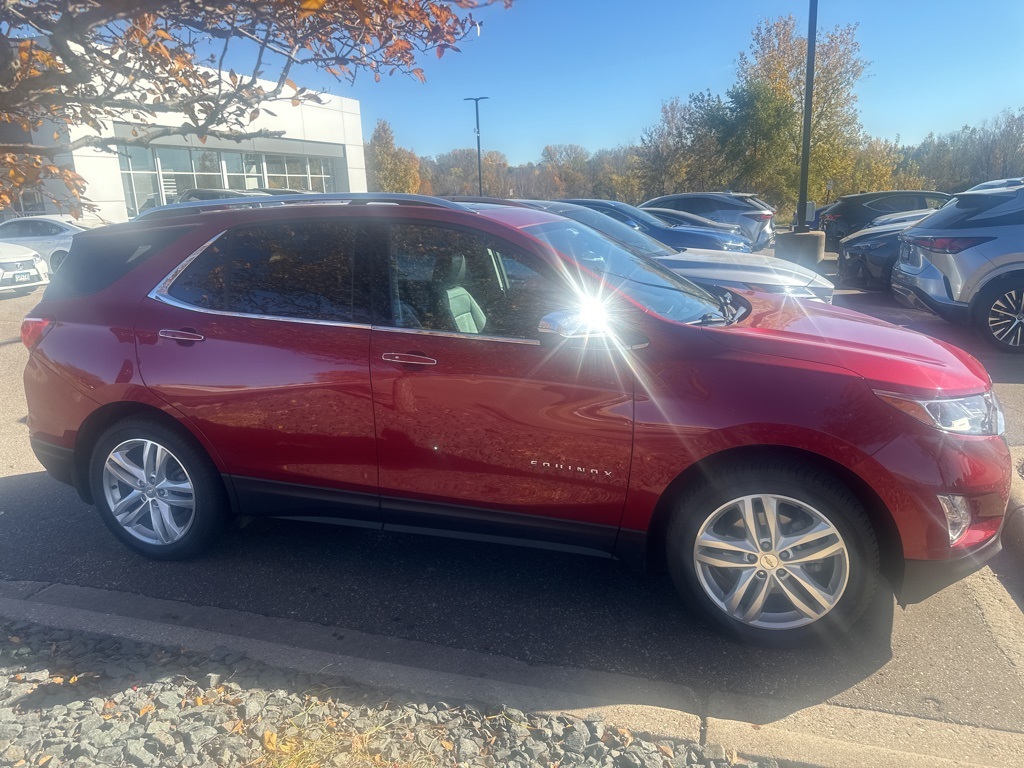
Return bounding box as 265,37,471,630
193,150,220,174
156,147,191,173
194,173,224,190
265,155,286,175
286,156,307,176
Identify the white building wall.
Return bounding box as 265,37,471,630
29,87,364,223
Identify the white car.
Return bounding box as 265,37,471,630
0,215,95,273
0,242,49,295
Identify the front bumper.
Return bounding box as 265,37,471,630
891,263,971,324
898,520,1005,604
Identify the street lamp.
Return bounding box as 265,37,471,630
464,96,489,196
795,0,818,232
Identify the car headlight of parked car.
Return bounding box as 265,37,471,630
874,390,1004,436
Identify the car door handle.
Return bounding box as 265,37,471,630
159,329,205,343
381,352,436,366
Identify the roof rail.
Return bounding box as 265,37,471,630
133,192,470,221
444,196,530,207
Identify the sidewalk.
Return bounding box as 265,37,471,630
2,580,1021,768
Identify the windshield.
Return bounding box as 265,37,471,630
545,204,675,258
523,220,725,325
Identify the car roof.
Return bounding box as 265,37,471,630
2,214,84,227
837,190,947,202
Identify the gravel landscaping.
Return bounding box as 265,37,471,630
0,619,779,768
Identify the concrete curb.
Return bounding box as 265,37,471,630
0,580,1022,766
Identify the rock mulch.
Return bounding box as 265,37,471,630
0,620,778,768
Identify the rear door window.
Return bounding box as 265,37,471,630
167,220,370,323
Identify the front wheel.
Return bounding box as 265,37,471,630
90,418,228,559
666,461,880,645
974,280,1024,352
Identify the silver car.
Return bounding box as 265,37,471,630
891,185,1024,351
639,192,777,250
865,208,935,230
0,242,50,295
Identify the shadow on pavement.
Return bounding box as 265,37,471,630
0,470,894,722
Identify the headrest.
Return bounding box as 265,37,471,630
432,253,467,288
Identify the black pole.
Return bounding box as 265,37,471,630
795,0,818,233
464,96,489,196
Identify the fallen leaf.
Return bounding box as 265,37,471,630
37,757,53,767
441,740,454,751
14,674,23,681
50,677,64,685
69,676,79,684
658,744,674,758
263,731,278,752
103,701,116,710
139,704,155,717
195,696,204,706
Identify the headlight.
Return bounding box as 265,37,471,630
31,253,44,265
874,390,1004,436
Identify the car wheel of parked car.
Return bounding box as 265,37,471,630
666,461,879,645
90,418,227,559
49,250,68,273
974,279,1024,353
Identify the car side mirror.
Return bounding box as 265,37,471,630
538,309,648,351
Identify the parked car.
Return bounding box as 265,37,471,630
891,185,1024,351
463,198,833,302
23,193,1010,644
0,215,96,273
252,187,308,196
0,242,49,294
966,178,1024,192
818,191,951,245
639,192,776,250
641,207,745,236
865,209,935,230
836,221,908,290
559,199,753,252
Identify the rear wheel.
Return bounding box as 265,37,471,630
89,418,228,559
666,461,879,645
974,279,1024,352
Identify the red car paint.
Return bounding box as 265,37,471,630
22,201,1011,600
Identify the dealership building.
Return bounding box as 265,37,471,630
8,90,367,223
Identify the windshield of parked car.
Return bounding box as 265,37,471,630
523,220,726,325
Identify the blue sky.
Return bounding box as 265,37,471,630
293,0,1024,164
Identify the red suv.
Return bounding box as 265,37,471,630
21,194,1012,643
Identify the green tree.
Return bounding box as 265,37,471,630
365,119,420,193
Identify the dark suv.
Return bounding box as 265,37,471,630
819,191,950,246
639,193,777,250
22,194,1011,643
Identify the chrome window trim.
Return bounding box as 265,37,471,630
371,325,541,346
147,230,372,331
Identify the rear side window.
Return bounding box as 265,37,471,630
167,220,369,324
43,225,192,300
914,194,1024,231
865,194,921,213
664,197,707,214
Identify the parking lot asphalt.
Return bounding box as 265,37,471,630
1,281,1022,737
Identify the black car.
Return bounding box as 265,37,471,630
820,191,950,246
560,199,752,252
835,221,908,290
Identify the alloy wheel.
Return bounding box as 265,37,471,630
693,494,850,630
987,289,1024,348
101,439,196,545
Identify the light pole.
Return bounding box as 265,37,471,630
464,96,489,196
795,0,818,232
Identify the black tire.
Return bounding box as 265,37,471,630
973,278,1024,353
89,417,228,559
665,461,880,646
49,251,68,273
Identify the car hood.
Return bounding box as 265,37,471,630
654,250,821,288
841,221,906,244
702,294,991,397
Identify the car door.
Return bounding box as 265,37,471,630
368,220,635,553
135,215,380,525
